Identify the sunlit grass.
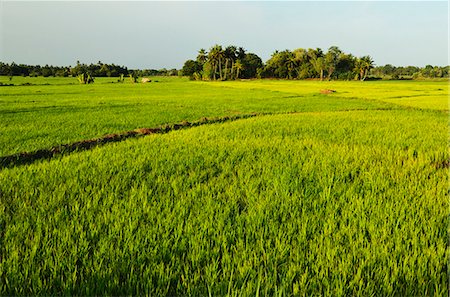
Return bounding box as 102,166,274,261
0,77,398,155
0,110,447,295
0,77,448,295
209,79,449,110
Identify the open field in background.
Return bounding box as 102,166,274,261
210,79,449,110
0,77,448,295
0,77,448,156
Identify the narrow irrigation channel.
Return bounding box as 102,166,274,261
0,113,260,169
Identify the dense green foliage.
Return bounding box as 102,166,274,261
372,64,450,80
259,47,374,81
183,45,449,81
0,61,178,78
2,46,448,81
182,45,263,81
0,77,448,295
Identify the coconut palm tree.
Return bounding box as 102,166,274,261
325,46,342,80
208,45,220,80
237,47,246,60
293,48,308,66
360,55,374,81
224,45,237,80
217,47,225,80
307,48,323,61
196,49,208,65
311,57,326,81
285,54,298,79
234,59,244,79
355,56,374,81
208,45,225,80
292,48,309,78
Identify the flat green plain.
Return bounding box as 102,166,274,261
0,77,448,295
1,77,447,155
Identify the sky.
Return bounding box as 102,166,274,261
0,1,448,69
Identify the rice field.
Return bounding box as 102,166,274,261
0,77,448,295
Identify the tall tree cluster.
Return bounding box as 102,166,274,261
183,45,448,81
183,45,375,81
182,45,263,81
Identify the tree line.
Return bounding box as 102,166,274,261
0,61,178,78
1,47,448,81
183,45,449,81
371,64,449,80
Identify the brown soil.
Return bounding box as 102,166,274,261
134,128,160,135
320,89,336,94
0,113,259,169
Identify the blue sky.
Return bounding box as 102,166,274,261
0,1,448,68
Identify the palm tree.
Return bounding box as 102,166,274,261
354,59,363,81
293,48,308,66
196,49,208,65
234,59,244,79
361,56,374,81
224,45,237,80
355,56,374,81
307,48,323,61
208,45,220,80
285,55,298,79
292,48,309,78
237,47,246,60
325,46,342,80
208,45,224,80
217,47,225,80
311,57,326,81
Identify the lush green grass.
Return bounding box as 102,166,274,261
210,79,449,110
0,77,448,295
0,77,403,156
1,110,448,295
2,77,448,156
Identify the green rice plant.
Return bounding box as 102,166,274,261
0,110,447,295
0,77,402,156
0,76,447,295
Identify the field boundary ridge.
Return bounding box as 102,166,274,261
0,106,430,170
0,113,260,169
